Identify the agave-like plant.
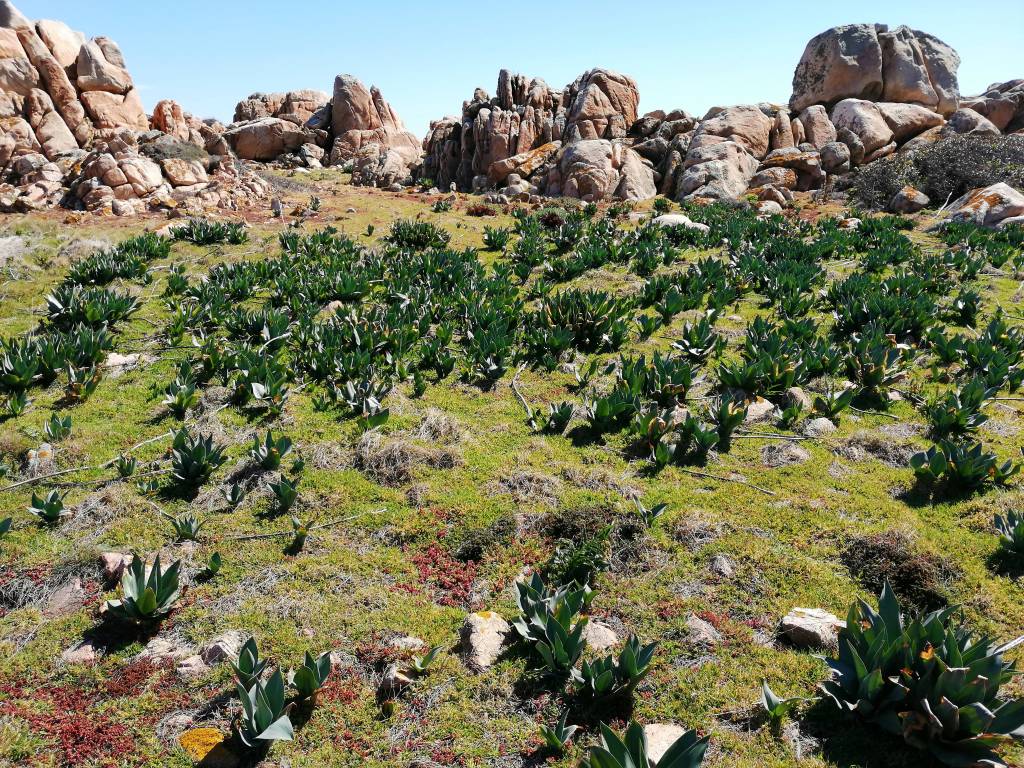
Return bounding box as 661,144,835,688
170,429,226,489
29,489,66,524
43,413,72,441
250,430,292,470
223,481,246,507
163,511,205,542
105,554,181,623
635,499,668,529
0,517,12,538
411,646,443,676
574,635,658,700
513,573,593,645
539,711,578,753
205,551,222,575
231,637,269,690
114,454,136,478
236,669,294,748
288,651,332,700
761,680,815,730
580,721,709,768
994,511,1024,557
820,581,1024,767
270,476,299,512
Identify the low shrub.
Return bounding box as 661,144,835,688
846,134,1024,210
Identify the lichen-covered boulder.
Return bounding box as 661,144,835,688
790,24,960,116
678,140,759,200
946,183,1024,228
224,117,305,161
563,68,639,142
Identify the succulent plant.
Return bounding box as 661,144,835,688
228,637,268,690
539,711,578,753
206,551,222,575
574,635,658,701
580,721,709,768
114,454,137,478
250,430,293,470
635,499,668,529
290,516,309,551
223,481,246,507
236,669,293,748
170,429,226,489
820,581,1024,767
411,646,442,675
288,651,332,699
105,553,181,623
29,489,66,524
43,413,72,441
994,511,1024,556
163,511,205,542
0,517,10,539
270,476,299,512
760,680,814,729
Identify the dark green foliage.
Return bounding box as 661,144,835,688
821,581,1024,767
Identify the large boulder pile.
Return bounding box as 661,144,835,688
226,89,331,165
68,131,270,216
420,67,652,201
223,74,420,186
0,0,148,166
0,1,270,215
960,80,1024,134
327,74,422,186
790,24,960,115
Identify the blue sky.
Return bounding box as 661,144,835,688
19,1,1024,137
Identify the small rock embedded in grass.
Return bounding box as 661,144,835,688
745,398,779,424
100,551,133,583
390,635,425,651
459,611,511,671
709,554,735,578
140,635,194,663
687,614,723,648
644,724,689,764
200,630,248,664
786,387,813,410
802,416,837,437
779,607,844,649
761,442,811,468
42,577,86,618
582,621,620,652
61,638,100,664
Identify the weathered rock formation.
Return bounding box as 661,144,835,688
224,75,421,186
420,67,649,201
790,24,960,116
0,1,269,215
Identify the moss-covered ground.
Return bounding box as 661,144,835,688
1,172,1023,768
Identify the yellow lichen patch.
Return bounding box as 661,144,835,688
178,728,225,762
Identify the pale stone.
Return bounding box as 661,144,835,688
581,621,620,653
780,607,844,648
460,611,511,671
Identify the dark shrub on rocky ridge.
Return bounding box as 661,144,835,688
846,134,1024,209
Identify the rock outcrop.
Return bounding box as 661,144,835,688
420,67,649,201
790,24,960,116
961,80,1024,134
326,74,421,186
0,2,269,215
946,183,1024,228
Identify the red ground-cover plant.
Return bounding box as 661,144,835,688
0,680,139,767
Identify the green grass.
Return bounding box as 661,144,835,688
1,190,1023,768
